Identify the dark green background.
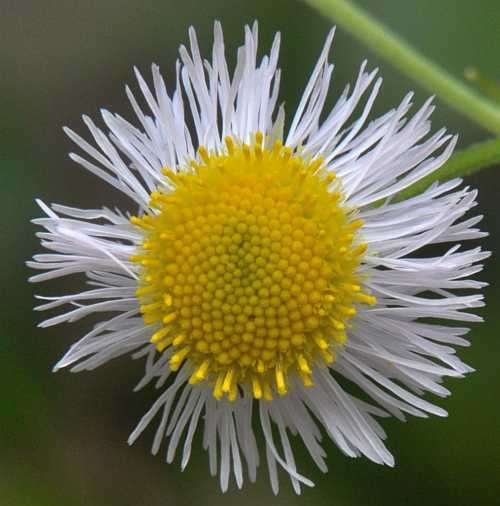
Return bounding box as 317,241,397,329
1,0,499,504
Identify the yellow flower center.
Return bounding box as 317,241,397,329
130,134,374,401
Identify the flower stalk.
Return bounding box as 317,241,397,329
304,0,500,135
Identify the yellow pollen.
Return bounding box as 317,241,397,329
131,135,374,401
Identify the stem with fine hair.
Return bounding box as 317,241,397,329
394,138,500,201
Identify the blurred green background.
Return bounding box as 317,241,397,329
1,0,499,504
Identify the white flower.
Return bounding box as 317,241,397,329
29,22,488,494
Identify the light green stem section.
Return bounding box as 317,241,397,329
395,138,500,201
304,0,500,134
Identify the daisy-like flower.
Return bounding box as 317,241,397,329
29,22,488,494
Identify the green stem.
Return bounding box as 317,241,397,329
304,0,500,135
395,138,500,201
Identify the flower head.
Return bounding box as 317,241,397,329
131,136,373,399
29,22,488,494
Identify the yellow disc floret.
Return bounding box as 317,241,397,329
130,134,375,401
